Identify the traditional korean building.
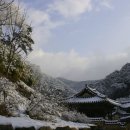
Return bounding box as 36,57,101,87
65,85,121,119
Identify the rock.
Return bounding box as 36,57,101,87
69,128,78,130
15,127,35,130
38,126,53,130
0,103,10,116
55,126,72,130
0,124,13,130
79,128,90,130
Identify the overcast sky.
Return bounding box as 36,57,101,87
21,0,130,81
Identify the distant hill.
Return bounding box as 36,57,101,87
30,64,76,97
57,77,99,92
58,63,130,99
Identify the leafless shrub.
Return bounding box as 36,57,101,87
61,111,90,123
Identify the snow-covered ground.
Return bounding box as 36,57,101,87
0,116,94,129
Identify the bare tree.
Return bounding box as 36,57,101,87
0,0,14,25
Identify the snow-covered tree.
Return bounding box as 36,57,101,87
0,0,34,82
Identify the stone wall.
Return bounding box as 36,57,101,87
1,124,130,130
0,124,92,130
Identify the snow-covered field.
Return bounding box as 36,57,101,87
0,116,93,129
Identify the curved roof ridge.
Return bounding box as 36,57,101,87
86,85,106,98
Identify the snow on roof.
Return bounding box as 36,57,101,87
73,86,106,99
0,116,93,129
120,100,130,104
106,98,120,106
66,96,105,104
120,115,130,122
66,86,120,106
66,95,120,106
121,103,130,109
87,87,106,98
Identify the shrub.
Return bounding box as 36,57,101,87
61,111,90,123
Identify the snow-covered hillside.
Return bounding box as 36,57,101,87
38,73,76,97
0,77,68,121
30,65,76,97
1,63,130,122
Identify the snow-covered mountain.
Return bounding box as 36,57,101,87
59,63,130,99
1,63,130,121
30,65,76,97
57,77,99,92
38,73,76,97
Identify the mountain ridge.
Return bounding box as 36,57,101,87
58,63,130,99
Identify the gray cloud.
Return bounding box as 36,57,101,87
22,0,112,47
28,48,130,81
48,0,92,18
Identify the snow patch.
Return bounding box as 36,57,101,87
0,116,93,129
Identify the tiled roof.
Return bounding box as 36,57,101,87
65,86,120,106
